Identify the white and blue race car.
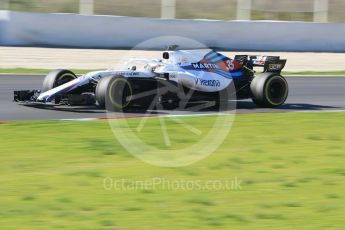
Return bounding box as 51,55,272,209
14,47,288,111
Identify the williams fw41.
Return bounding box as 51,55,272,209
14,48,288,112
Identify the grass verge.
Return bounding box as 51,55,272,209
0,68,345,76
0,112,345,229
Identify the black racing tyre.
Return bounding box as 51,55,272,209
159,81,182,110
95,76,133,112
250,72,289,108
161,97,180,110
42,69,77,93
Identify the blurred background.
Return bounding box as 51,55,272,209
0,0,344,22
1,1,344,69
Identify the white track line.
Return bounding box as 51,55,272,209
55,110,345,122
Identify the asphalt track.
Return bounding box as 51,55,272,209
0,75,345,121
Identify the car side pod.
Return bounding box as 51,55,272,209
14,90,41,102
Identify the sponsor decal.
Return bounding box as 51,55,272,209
253,56,267,65
195,78,221,87
117,72,140,76
268,64,282,71
192,63,218,69
226,59,235,71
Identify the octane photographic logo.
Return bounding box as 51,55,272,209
105,36,236,167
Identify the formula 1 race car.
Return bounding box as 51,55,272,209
14,46,288,111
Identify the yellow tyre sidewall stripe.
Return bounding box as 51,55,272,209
108,78,133,109
264,75,288,106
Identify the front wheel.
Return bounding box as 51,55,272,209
250,73,289,108
95,76,134,112
42,69,77,104
42,69,77,93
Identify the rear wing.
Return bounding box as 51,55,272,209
234,55,287,73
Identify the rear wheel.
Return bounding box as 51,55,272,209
250,73,288,108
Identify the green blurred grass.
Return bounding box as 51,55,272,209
0,112,345,229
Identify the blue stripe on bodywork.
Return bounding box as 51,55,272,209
215,69,242,79
214,70,232,79
230,71,244,78
204,51,219,60
210,55,226,63
181,65,244,79
215,69,243,78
